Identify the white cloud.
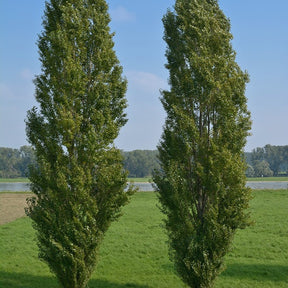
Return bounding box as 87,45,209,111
110,6,135,23
126,71,168,94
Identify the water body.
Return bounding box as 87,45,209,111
130,182,288,191
246,181,288,190
0,182,30,192
1,181,288,192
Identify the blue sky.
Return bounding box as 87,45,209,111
0,0,287,151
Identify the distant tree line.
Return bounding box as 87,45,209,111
245,145,288,177
1,145,287,178
0,146,35,178
123,150,160,178
0,146,159,178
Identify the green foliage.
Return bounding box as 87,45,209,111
245,164,255,178
1,146,287,180
253,160,273,177
154,0,252,287
250,145,288,176
123,150,160,178
0,148,20,178
0,147,160,180
0,146,35,178
25,1,134,287
1,191,288,288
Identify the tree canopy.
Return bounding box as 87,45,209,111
0,146,35,178
25,1,134,287
250,145,288,176
154,0,252,287
123,150,159,178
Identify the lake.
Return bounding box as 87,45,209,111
0,181,288,192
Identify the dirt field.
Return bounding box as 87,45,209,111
0,193,32,225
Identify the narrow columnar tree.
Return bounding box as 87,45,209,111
153,0,252,287
25,1,134,287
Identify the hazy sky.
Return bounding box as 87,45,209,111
1,0,287,151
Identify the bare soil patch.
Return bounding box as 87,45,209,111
0,193,32,225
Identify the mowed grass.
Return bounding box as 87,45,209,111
247,177,288,182
128,177,153,183
0,178,29,183
0,190,287,288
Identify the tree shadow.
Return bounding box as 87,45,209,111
0,271,150,288
0,271,57,288
89,279,150,288
222,263,288,282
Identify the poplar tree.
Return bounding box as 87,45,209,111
153,0,252,287
25,1,134,287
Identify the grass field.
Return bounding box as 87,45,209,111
128,177,153,183
246,176,288,182
0,178,30,183
0,190,287,287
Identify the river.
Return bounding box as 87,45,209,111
0,181,288,192
129,182,288,191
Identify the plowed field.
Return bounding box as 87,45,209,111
0,193,32,225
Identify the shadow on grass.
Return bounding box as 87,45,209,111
89,280,150,288
222,263,288,282
0,272,150,288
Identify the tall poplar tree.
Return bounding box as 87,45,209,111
153,0,252,287
25,1,134,287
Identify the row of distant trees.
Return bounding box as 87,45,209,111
245,145,288,177
0,146,159,178
0,146,35,178
1,144,287,178
122,150,160,178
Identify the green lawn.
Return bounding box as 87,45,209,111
247,177,288,182
128,177,152,183
0,190,287,287
0,178,29,183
